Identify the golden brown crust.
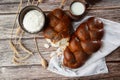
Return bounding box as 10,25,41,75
43,8,72,43
44,11,104,69
63,17,104,69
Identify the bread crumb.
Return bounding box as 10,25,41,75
44,44,50,48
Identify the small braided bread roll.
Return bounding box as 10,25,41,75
44,9,72,48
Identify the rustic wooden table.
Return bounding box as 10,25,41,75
0,0,120,80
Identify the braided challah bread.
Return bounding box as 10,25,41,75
44,9,72,48
43,9,104,69
63,17,104,69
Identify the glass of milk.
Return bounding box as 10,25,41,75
69,1,86,20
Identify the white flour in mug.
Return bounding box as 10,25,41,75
23,10,45,33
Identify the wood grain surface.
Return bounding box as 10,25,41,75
0,0,120,80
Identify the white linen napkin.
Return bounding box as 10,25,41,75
47,16,120,77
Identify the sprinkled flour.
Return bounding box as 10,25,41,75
23,10,45,33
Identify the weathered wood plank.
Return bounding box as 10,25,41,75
0,0,62,4
0,39,119,67
0,9,120,40
88,9,120,22
0,63,120,80
0,39,57,67
0,0,120,14
0,0,69,14
106,48,120,62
